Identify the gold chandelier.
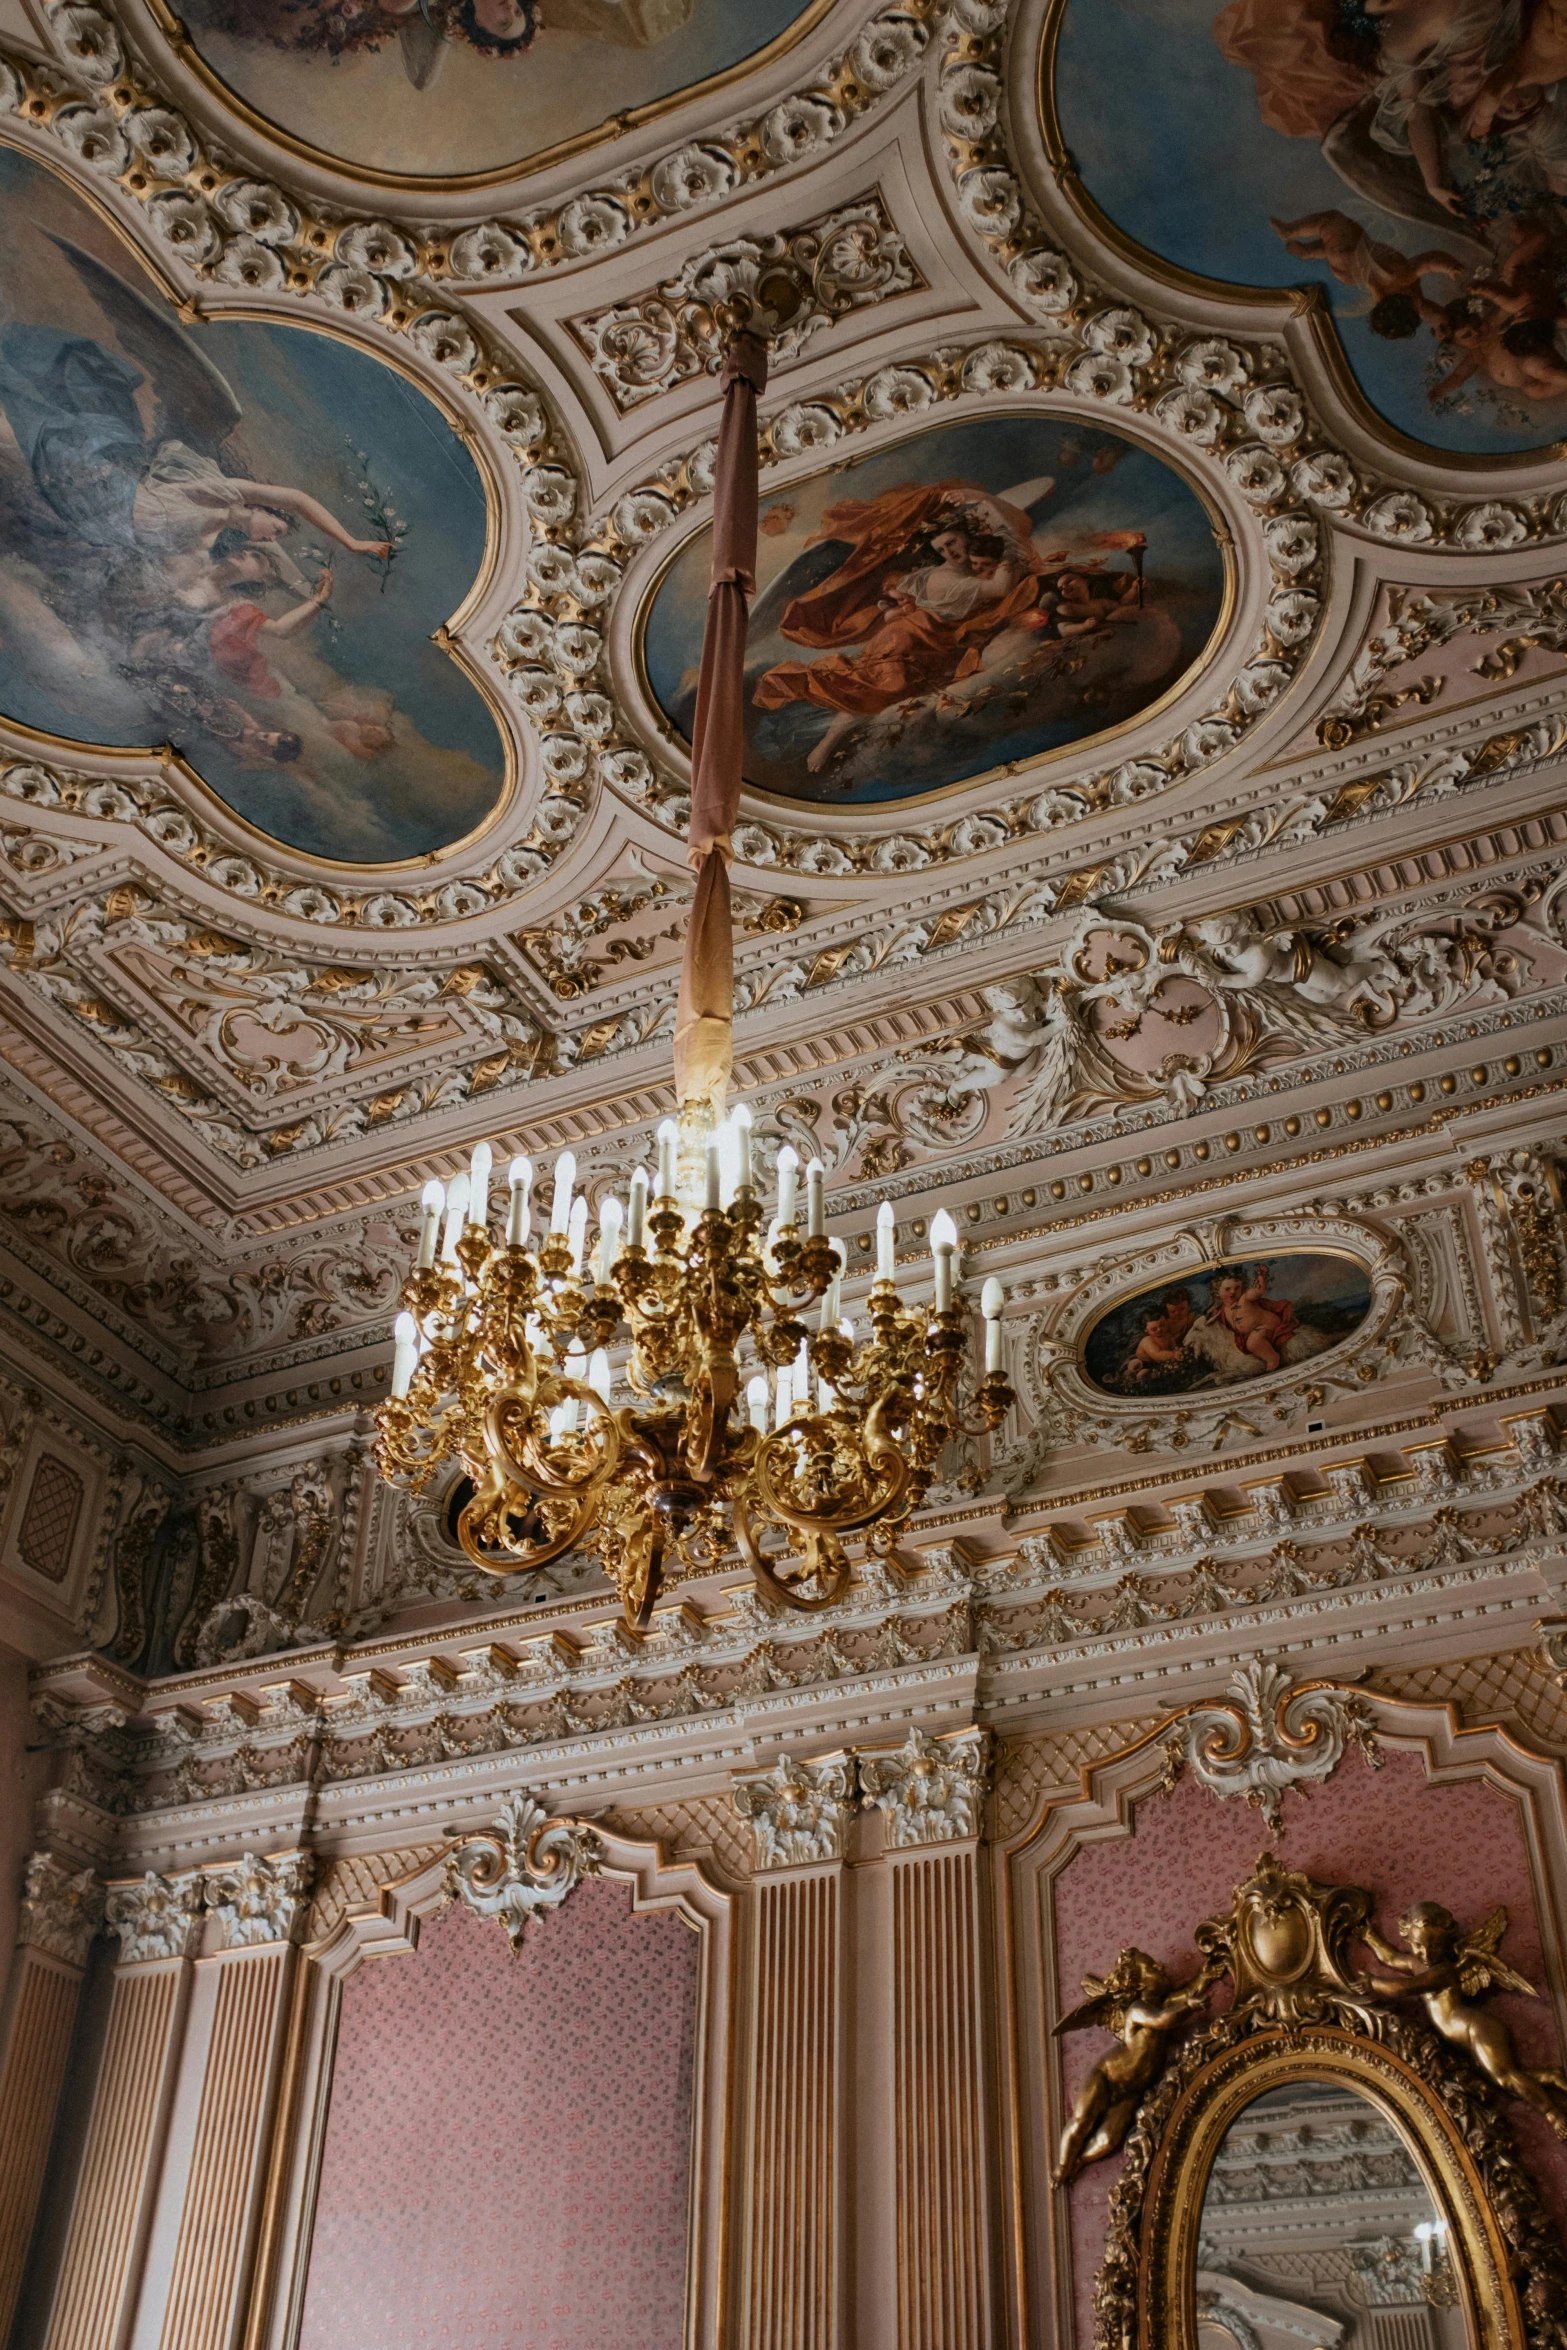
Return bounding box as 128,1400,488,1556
373,1121,1013,1627
372,324,1012,1629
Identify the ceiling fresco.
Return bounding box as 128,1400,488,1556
159,0,827,184
1051,0,1567,457
639,413,1228,806
0,145,503,861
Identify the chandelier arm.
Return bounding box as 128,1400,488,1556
750,1417,910,1535
731,1495,853,1612
483,1379,622,1498
455,1473,598,1574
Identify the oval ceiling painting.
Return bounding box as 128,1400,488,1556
163,0,824,185
1052,0,1567,457
640,415,1228,808
0,146,503,864
1081,1252,1374,1399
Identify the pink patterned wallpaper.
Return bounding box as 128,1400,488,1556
1053,1747,1567,2344
298,1877,698,2350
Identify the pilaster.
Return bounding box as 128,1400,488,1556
0,1853,102,2339
128,1854,312,2350
42,1871,205,2350
859,1730,997,2350
733,1754,855,2350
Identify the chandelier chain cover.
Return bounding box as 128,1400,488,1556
373,1128,1014,1629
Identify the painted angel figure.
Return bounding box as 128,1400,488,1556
1362,1901,1567,2135
1052,1946,1224,2187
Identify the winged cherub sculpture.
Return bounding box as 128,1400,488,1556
1362,1901,1567,2136
1052,1946,1224,2187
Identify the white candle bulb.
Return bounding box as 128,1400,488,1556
596,1196,623,1282
930,1207,958,1310
567,1193,588,1275
704,1130,720,1212
806,1157,825,1239
440,1172,470,1263
469,1140,492,1228
981,1276,1005,1373
819,1242,844,1332
588,1348,612,1406
416,1178,445,1270
775,1364,793,1430
391,1309,418,1398
734,1101,753,1193
558,1344,587,1435
747,1373,769,1434
506,1156,532,1248
628,1166,649,1249
876,1199,896,1280
549,1150,576,1234
656,1119,678,1200
776,1145,799,1226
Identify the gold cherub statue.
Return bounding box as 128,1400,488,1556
1052,1946,1224,2187
1362,1900,1567,2137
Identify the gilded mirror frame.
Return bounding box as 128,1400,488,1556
1134,2025,1523,2350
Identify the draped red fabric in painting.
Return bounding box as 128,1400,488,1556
297,1879,697,2350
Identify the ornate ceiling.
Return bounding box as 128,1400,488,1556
1,0,1567,1681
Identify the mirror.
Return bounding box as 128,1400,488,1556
1196,2082,1474,2350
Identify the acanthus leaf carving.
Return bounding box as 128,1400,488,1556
19,1850,103,1967
103,1867,205,1964
732,1750,855,1868
1158,1663,1381,1833
857,1724,991,1847
202,1849,315,1949
445,1793,601,1949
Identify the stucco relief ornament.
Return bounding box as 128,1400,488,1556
104,1869,205,1965
445,1794,601,1951
203,1850,315,1949
733,1752,855,1868
1158,1663,1381,1832
19,1850,103,1967
858,1725,991,1848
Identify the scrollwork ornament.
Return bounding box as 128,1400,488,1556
1159,1663,1381,1832
445,1793,601,1949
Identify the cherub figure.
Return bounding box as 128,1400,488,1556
1053,1947,1223,2186
1362,1901,1567,2136
1213,1265,1298,1372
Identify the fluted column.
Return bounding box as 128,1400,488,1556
128,1853,312,2350
42,1871,205,2350
859,1730,996,2350
0,1853,102,2338
733,1754,855,2350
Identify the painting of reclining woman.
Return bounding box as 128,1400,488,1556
1052,0,1567,455
0,146,503,862
171,0,821,182
1082,1253,1374,1397
639,415,1228,806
